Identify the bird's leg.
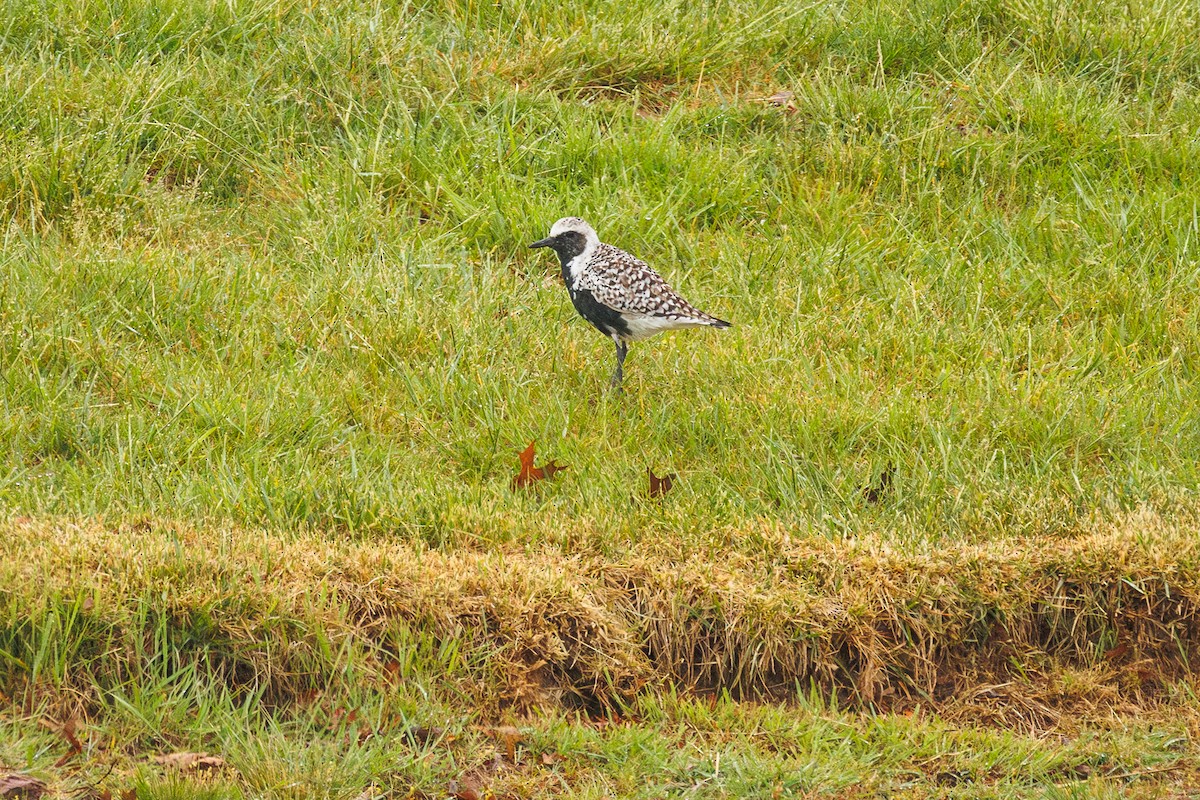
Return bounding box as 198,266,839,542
610,339,628,389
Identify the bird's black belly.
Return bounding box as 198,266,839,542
569,287,630,338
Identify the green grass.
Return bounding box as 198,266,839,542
2,686,1196,799
2,0,1200,796
2,0,1199,541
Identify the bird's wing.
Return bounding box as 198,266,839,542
582,244,704,319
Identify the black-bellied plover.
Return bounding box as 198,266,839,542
530,217,731,388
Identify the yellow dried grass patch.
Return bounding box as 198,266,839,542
1,508,1197,724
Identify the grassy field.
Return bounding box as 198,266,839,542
2,0,1200,796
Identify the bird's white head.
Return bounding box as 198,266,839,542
530,215,600,253
548,216,597,241
529,217,600,273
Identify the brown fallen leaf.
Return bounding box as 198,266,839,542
760,90,797,113
862,463,894,503
120,790,137,800
447,779,483,800
497,725,521,763
512,441,567,488
403,725,446,747
540,752,565,766
59,714,82,767
39,717,82,767
1104,642,1129,662
152,752,226,772
648,468,677,499
0,775,47,800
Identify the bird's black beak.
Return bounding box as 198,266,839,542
529,237,553,249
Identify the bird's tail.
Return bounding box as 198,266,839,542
708,317,732,329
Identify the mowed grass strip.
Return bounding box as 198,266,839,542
1,679,1195,799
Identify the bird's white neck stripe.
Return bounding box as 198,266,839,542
568,240,597,281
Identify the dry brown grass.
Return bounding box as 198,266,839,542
1,509,1197,729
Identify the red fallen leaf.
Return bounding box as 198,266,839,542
648,468,677,499
512,441,567,488
120,791,137,800
0,775,47,800
1104,642,1129,661
331,708,359,726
